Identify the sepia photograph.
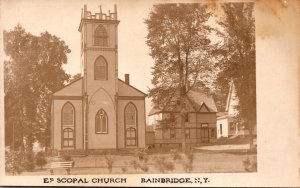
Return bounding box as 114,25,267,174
0,0,299,187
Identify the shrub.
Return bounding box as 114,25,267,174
154,156,174,173
130,160,139,173
170,149,182,161
62,151,72,161
35,151,47,169
5,149,24,175
130,159,149,173
105,155,114,173
121,167,128,173
134,148,148,162
243,156,257,172
23,150,35,171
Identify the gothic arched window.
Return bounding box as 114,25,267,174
94,24,107,46
95,109,108,134
125,103,137,146
94,56,107,80
62,102,75,148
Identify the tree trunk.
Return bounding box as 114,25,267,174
181,112,186,152
248,120,254,150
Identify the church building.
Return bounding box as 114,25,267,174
50,5,146,153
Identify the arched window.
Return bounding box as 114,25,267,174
94,56,108,80
125,103,137,146
95,109,108,133
62,102,75,148
94,24,107,46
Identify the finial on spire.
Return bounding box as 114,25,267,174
114,4,117,19
99,5,102,14
84,4,87,18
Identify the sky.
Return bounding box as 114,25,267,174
1,0,156,118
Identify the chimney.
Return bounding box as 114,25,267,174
125,74,130,85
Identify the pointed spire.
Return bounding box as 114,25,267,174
99,5,102,14
84,4,87,18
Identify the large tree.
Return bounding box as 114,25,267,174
4,25,71,150
145,4,215,151
214,2,256,148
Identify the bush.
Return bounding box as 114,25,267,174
61,151,75,167
5,149,24,175
121,166,128,173
35,152,47,169
182,150,194,173
170,149,182,161
243,156,257,172
104,154,114,173
130,159,149,173
130,160,139,173
23,150,35,171
62,151,72,161
134,148,149,162
154,156,174,173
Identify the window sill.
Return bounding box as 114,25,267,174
95,132,109,134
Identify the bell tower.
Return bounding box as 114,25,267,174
78,4,119,151
79,4,119,96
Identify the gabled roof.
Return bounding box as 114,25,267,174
148,87,218,116
217,111,228,117
118,79,147,96
187,89,218,112
51,77,83,96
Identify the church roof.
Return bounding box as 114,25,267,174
51,77,83,96
118,79,147,96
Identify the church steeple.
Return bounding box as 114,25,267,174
78,4,119,96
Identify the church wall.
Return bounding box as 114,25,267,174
117,99,146,148
52,100,83,150
85,50,117,99
87,88,116,149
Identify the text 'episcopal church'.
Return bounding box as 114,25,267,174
50,5,147,152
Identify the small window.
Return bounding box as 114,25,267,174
211,128,215,138
170,129,175,139
220,124,223,135
63,128,74,147
94,56,107,80
185,128,190,139
185,114,189,122
95,109,108,133
94,24,107,46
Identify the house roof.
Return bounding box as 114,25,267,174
217,111,228,117
187,89,218,112
148,87,218,116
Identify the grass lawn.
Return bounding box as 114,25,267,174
17,149,257,175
